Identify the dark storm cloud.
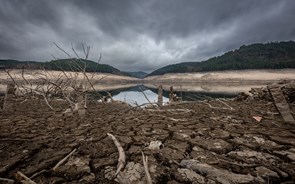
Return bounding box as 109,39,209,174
0,0,295,72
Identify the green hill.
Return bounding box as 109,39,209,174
0,58,126,75
124,71,147,79
148,41,295,76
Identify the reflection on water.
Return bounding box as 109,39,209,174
96,82,267,105
112,89,169,105
0,82,268,105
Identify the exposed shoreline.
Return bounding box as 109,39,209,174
144,69,295,82
0,69,294,94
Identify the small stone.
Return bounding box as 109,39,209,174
148,140,163,150
205,139,233,154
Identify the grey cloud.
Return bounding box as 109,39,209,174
0,0,295,72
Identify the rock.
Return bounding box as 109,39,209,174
255,166,279,180
205,139,233,154
228,150,278,164
176,168,205,184
148,140,163,150
180,159,264,184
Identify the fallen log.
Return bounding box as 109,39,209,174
268,85,295,123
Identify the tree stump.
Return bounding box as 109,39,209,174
158,85,163,106
3,83,15,112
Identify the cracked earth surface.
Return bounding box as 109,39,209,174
0,96,295,183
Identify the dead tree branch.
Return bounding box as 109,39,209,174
107,133,126,177
142,152,152,184
52,148,77,171
15,171,37,184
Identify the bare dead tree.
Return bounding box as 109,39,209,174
3,43,106,116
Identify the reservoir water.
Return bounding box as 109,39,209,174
96,82,269,105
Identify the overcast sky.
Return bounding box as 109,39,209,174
0,0,295,72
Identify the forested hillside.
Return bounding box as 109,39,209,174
148,41,295,76
0,59,126,75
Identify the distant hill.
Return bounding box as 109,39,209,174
125,71,147,79
148,41,295,76
0,58,127,75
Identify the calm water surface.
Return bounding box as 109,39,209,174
97,82,268,105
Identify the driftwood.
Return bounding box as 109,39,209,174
142,152,152,184
52,148,77,171
201,99,234,110
107,133,126,177
15,171,37,184
147,108,192,114
30,169,47,179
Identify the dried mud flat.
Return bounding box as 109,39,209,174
0,92,295,183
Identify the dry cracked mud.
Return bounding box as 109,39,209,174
0,95,295,183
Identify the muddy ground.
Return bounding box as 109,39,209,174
0,94,295,183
